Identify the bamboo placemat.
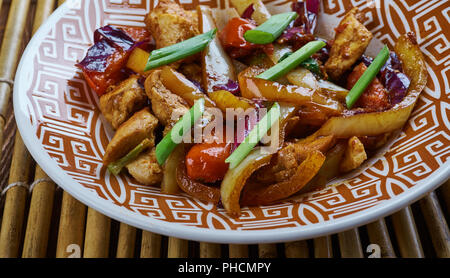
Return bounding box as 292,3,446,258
0,0,449,259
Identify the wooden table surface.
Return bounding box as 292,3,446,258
0,0,449,259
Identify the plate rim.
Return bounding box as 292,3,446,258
12,1,450,244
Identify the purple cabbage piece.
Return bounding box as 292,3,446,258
359,52,411,105
78,25,139,73
278,1,320,49
241,4,255,19
94,25,135,51
78,39,118,72
383,70,410,105
382,52,403,72
360,55,373,67
306,0,320,14
381,52,411,105
213,79,241,95
292,0,319,34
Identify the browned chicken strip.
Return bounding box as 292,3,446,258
256,135,336,184
103,107,159,165
126,148,163,186
325,8,373,81
145,0,200,67
144,70,189,131
99,75,147,130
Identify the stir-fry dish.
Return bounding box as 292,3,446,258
77,0,427,217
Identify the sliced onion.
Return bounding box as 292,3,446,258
161,144,185,194
239,66,343,115
240,150,325,206
160,66,216,107
198,6,237,94
318,80,349,103
220,147,273,216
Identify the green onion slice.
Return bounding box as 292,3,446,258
155,98,206,165
145,29,217,71
345,45,390,109
108,138,152,176
225,102,281,169
257,40,326,81
244,12,298,44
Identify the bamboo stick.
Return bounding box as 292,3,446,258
199,242,221,258
55,192,87,258
0,133,33,257
0,6,24,191
313,236,333,258
338,229,364,258
20,0,58,259
140,231,162,258
419,192,450,258
258,244,277,258
390,207,424,258
440,180,450,217
229,244,249,258
285,241,309,258
83,208,111,258
32,0,56,34
0,116,13,187
167,237,188,258
0,117,4,162
366,219,396,258
45,185,62,257
116,223,137,258
0,0,32,138
0,1,33,218
0,0,4,20
22,167,56,258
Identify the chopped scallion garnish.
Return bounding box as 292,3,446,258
278,52,293,63
244,12,298,44
145,29,217,71
346,45,390,109
108,138,152,176
155,98,206,165
300,57,321,77
225,102,281,169
257,40,326,81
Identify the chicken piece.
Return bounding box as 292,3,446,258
256,135,336,183
145,0,200,66
325,8,373,81
144,69,189,130
99,75,147,130
340,136,368,173
126,148,163,186
103,107,159,165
